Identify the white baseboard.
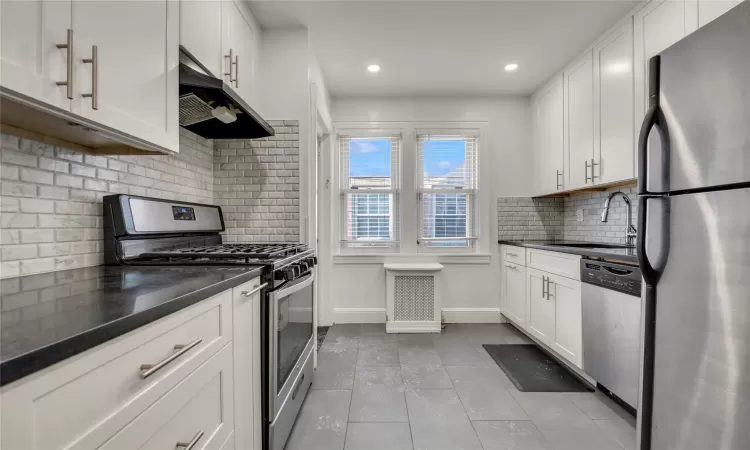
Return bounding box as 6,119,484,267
441,308,505,323
333,307,386,324
386,321,441,333
332,307,506,324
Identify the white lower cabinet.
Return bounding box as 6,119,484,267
99,344,234,450
0,289,242,450
501,262,527,327
548,273,583,368
502,250,584,370
526,267,556,346
232,277,263,450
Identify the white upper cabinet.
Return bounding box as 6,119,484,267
222,0,258,105
634,0,694,131
698,0,743,27
564,51,595,190
533,76,565,194
70,0,179,153
180,0,223,77
593,19,635,185
0,0,72,110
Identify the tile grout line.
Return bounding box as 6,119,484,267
397,339,417,450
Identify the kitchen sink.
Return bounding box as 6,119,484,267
546,243,634,249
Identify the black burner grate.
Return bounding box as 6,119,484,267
138,243,306,260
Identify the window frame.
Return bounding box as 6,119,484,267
337,130,402,252
416,130,480,253
333,123,485,256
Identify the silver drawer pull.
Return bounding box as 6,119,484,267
242,282,268,298
81,45,98,110
505,264,518,270
176,430,204,450
139,337,202,379
55,29,73,99
506,252,518,257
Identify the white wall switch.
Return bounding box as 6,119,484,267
576,209,584,222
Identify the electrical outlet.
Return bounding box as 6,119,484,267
576,209,584,222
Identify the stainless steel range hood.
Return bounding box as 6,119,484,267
178,47,274,140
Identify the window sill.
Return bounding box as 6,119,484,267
332,253,492,265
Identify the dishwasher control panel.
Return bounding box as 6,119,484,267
580,260,642,296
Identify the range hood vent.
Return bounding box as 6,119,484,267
178,47,274,140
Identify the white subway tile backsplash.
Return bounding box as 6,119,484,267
1,128,214,278
214,122,300,244
497,184,638,244
20,198,54,214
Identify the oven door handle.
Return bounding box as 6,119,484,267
269,273,314,301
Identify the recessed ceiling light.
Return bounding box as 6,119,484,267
367,64,381,73
504,63,519,72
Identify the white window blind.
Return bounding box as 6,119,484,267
417,131,479,248
339,135,400,248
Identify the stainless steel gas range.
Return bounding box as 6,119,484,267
103,194,315,450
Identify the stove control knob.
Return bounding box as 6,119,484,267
283,267,296,281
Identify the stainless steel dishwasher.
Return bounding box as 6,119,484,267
581,259,642,412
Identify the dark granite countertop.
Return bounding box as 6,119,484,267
0,265,264,387
498,239,639,264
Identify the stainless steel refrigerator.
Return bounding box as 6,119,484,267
637,2,750,449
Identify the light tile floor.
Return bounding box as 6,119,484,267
285,323,636,450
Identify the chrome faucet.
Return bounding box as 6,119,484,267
601,191,637,247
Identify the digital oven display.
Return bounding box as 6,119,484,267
171,206,196,221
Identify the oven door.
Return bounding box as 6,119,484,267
269,271,314,418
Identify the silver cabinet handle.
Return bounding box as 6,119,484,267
139,337,202,379
542,276,547,299
547,279,555,299
242,282,268,298
176,430,204,450
506,252,517,257
556,170,563,190
505,264,518,270
590,158,599,182
55,29,73,99
224,48,236,84
81,45,98,110
233,54,239,88
584,160,591,183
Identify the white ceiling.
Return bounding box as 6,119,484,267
249,0,640,97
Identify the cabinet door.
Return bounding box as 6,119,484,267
564,51,595,190
594,19,635,185
634,0,692,175
535,76,564,194
180,0,223,77
698,0,743,27
70,0,179,153
232,279,262,450
0,0,72,110
502,263,527,327
526,268,555,346
222,0,257,105
549,274,583,368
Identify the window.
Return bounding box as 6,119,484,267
339,135,400,248
417,132,478,248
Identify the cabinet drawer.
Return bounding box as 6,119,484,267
100,343,234,450
501,245,526,266
0,290,232,450
527,248,581,280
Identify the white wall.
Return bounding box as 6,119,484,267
318,97,533,325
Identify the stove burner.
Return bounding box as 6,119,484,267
139,243,306,260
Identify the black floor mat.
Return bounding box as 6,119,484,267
483,344,592,392
316,326,329,351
